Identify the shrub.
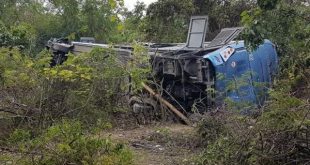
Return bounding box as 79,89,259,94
1,120,133,165
196,90,310,165
0,21,37,53
0,45,129,136
0,46,135,164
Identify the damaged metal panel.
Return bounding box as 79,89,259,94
206,27,243,50
186,16,209,49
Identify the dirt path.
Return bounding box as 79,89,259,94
105,123,200,165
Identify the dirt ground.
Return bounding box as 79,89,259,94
104,123,201,165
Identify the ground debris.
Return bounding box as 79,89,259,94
104,123,201,165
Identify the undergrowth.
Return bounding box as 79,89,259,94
0,45,138,164
0,120,133,165
196,88,310,165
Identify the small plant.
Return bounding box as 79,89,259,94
127,42,151,91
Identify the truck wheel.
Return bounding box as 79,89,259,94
129,95,159,125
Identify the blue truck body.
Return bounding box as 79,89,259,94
204,40,278,106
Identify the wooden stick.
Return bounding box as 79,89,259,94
142,83,192,125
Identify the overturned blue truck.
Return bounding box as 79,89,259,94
47,16,278,122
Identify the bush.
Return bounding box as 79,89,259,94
0,42,136,165
196,112,254,165
0,21,37,53
1,120,133,165
0,46,129,135
196,90,310,165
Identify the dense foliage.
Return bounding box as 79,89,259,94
0,0,258,50
142,0,256,42
0,0,125,53
3,121,133,164
196,91,309,165
0,46,128,128
242,0,310,82
0,46,132,164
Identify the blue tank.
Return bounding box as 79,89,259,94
204,40,278,107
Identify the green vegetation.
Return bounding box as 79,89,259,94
0,46,133,164
241,0,309,85
0,0,259,51
3,121,133,165
0,0,309,164
0,46,127,127
196,91,309,165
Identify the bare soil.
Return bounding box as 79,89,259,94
104,123,201,165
